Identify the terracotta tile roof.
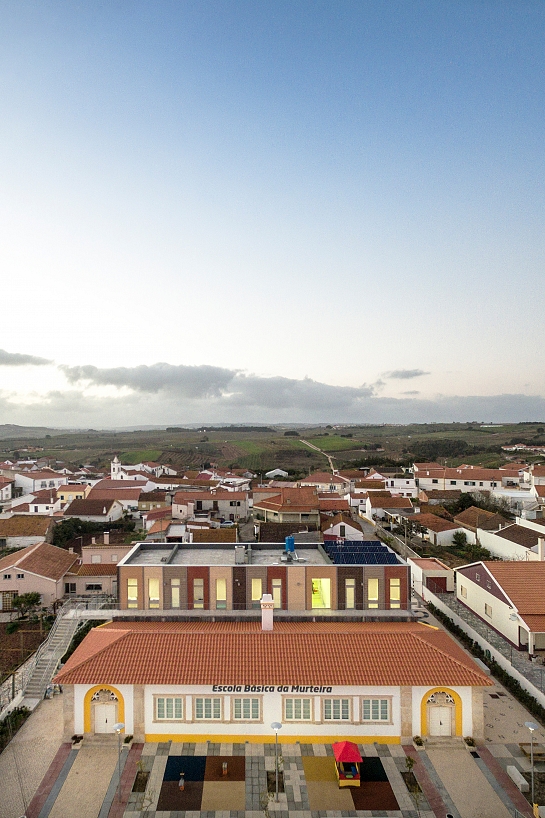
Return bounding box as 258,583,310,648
494,524,540,549
318,498,350,511
419,489,462,501
0,541,77,579
531,466,545,477
92,479,148,490
88,488,142,501
301,472,347,484
149,519,172,534
0,515,54,537
56,484,87,493
368,495,413,509
143,507,172,521
414,513,460,533
479,561,545,617
354,479,386,490
54,621,492,688
173,490,248,502
76,563,118,576
454,506,509,530
321,513,357,531
64,499,120,517
411,558,450,570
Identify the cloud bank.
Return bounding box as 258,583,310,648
383,369,430,380
0,349,53,366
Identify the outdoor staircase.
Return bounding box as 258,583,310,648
22,595,116,704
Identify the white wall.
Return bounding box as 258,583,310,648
477,528,539,561
74,683,134,734
411,685,474,737
455,572,522,647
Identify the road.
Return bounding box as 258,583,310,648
299,439,336,472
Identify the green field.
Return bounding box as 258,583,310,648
0,422,543,476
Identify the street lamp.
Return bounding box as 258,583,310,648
271,722,282,801
113,722,125,801
525,721,539,805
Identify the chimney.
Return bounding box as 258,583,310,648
539,537,545,562
91,537,96,545
104,530,110,545
261,594,274,631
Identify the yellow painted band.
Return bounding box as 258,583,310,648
144,733,401,744
83,684,125,734
420,687,463,737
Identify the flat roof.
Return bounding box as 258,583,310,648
120,542,330,567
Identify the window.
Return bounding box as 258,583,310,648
432,479,438,484
450,480,457,486
464,481,476,486
148,578,160,608
193,578,204,609
111,554,117,562
85,583,102,591
34,506,38,513
41,481,46,488
284,698,312,721
16,573,24,579
216,577,227,609
367,577,379,609
479,482,484,487
49,481,55,487
233,698,261,720
475,573,480,581
60,494,65,500
229,500,241,507
65,582,76,594
3,574,12,580
361,698,390,722
156,696,183,720
485,603,492,618
323,698,351,721
127,577,138,608
460,585,467,598
345,578,355,609
311,577,331,609
91,555,102,564
339,525,346,537
251,577,262,609
171,578,180,609
194,697,222,720
389,577,401,609
272,578,282,609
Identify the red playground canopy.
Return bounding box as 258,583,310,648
332,741,362,763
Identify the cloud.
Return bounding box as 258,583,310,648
59,363,377,412
401,390,420,395
60,363,236,399
0,349,53,366
383,369,430,380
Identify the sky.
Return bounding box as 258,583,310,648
0,0,544,428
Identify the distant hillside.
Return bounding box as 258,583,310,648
0,424,73,440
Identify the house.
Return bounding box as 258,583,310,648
138,490,170,512
54,618,492,743
0,515,56,549
9,488,62,515
453,506,509,539
363,493,414,522
87,487,142,512
265,469,289,479
455,557,545,654
318,495,350,514
116,540,409,612
408,557,454,596
56,484,90,505
414,466,523,494
63,498,124,523
321,513,363,541
410,513,463,547
477,523,543,561
64,563,118,598
300,472,350,494
0,476,14,502
172,491,250,522
253,487,320,525
418,489,462,505
13,470,68,494
0,541,78,610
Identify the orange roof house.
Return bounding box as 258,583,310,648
54,619,491,744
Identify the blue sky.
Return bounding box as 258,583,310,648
0,1,544,426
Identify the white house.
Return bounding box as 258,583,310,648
14,470,68,494
455,557,545,654
321,513,363,541
55,618,491,743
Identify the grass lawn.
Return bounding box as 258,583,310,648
306,436,365,452
119,449,163,464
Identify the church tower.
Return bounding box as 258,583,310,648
111,455,121,480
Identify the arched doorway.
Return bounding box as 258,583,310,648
83,685,125,734
421,688,462,737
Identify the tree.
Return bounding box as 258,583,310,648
12,592,42,619
452,530,468,548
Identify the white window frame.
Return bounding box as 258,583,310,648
232,697,262,722
361,697,392,723
484,603,492,618
283,697,313,721
194,696,222,720
323,697,351,722
154,696,184,721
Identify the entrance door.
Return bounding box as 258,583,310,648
428,706,452,736
95,703,116,733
